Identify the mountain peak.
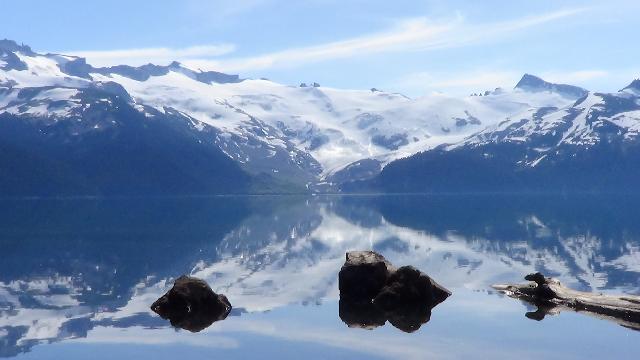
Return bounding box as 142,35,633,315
515,73,546,89
621,79,640,94
0,39,35,71
0,39,34,54
515,73,588,99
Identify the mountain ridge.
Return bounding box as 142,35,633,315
1,39,639,194
515,73,588,99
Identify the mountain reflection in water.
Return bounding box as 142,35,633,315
1,195,639,359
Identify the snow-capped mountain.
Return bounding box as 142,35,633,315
2,39,611,194
514,73,588,99
365,78,640,193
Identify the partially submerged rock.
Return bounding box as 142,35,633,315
374,266,451,310
493,272,640,331
339,251,395,301
338,251,451,332
151,275,232,332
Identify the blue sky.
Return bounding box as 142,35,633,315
2,0,638,96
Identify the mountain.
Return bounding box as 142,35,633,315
621,79,640,95
360,77,640,193
0,82,253,196
1,39,639,194
0,40,287,195
515,73,588,99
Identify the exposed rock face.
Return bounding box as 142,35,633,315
374,266,451,310
338,251,451,332
339,251,395,301
151,275,232,332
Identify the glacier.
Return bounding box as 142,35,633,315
1,39,639,193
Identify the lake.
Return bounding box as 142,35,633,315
1,195,639,359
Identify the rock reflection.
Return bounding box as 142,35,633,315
3,195,640,356
339,298,436,333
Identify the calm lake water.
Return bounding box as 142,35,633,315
1,195,639,359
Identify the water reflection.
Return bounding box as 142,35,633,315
339,297,435,333
1,195,640,358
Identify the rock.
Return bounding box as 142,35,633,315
151,275,232,332
338,251,394,301
374,266,451,310
338,251,451,332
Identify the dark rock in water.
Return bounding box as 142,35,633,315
338,251,394,301
151,275,232,332
338,251,451,333
374,266,451,311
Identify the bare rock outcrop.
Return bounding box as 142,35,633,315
151,275,232,332
338,251,451,332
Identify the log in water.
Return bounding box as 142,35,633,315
493,273,640,331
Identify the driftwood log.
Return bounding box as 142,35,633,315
493,273,640,331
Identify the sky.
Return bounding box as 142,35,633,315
1,0,638,96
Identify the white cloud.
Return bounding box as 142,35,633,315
69,44,236,67
183,17,458,72
64,8,588,73
184,8,588,73
394,70,522,96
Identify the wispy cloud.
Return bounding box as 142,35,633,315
184,17,458,72
70,44,236,67
65,7,587,73
184,8,588,72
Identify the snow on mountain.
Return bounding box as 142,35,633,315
1,39,592,191
621,79,640,96
88,69,576,178
451,86,640,159
368,77,640,193
515,73,588,99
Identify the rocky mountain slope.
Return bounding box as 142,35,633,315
364,78,640,193
1,39,638,194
